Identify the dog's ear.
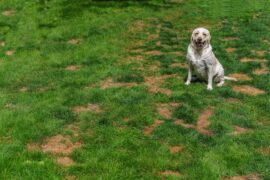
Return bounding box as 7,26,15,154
207,34,211,44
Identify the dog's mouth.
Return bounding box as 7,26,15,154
195,40,206,48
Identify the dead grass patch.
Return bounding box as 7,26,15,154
65,65,81,71
240,58,267,63
144,120,164,135
222,173,260,180
160,170,181,177
128,20,146,34
145,50,162,56
231,126,252,135
0,41,5,47
2,10,14,16
225,48,236,53
170,145,184,154
56,156,75,167
19,87,28,92
6,50,14,56
73,104,102,113
251,50,265,57
253,63,269,75
27,143,40,151
156,103,180,119
170,62,187,68
126,55,144,62
100,78,138,89
168,51,183,56
67,38,81,45
233,85,265,96
174,107,214,136
228,73,252,81
256,147,270,155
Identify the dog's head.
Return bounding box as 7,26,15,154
191,27,211,49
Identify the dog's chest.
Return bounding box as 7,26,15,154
191,55,207,77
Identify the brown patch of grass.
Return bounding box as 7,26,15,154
251,50,265,57
72,104,102,113
253,63,269,75
232,126,252,135
228,73,252,81
2,10,14,16
170,62,187,68
147,34,159,41
144,74,176,95
126,55,144,62
225,48,237,53
222,173,260,180
41,134,82,155
0,41,5,47
240,58,267,63
100,78,138,89
222,36,240,41
167,51,183,56
145,50,162,56
233,85,265,96
27,143,40,151
174,107,214,136
160,170,181,177
157,103,180,119
19,87,28,92
65,65,81,71
256,147,270,155
6,50,14,56
156,41,161,46
65,176,77,180
129,49,144,53
144,120,164,135
128,20,146,34
56,156,75,167
170,145,184,154
67,38,81,45
148,61,160,71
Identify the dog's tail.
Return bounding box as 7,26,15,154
224,76,237,81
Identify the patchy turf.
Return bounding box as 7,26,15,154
0,0,269,179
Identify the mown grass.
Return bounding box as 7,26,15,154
0,0,269,179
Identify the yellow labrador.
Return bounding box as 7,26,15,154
185,27,236,90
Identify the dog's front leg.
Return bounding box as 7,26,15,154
185,62,192,85
207,65,214,90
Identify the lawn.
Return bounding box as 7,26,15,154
0,0,269,179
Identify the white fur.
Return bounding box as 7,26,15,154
185,27,236,90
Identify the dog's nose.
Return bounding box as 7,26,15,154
197,37,202,41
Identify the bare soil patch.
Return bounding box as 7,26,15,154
222,173,260,180
2,10,14,16
233,85,265,96
67,38,81,45
256,147,270,155
57,156,75,167
157,103,180,119
225,48,236,53
228,73,252,81
160,170,181,177
73,104,102,113
144,74,176,95
170,145,184,154
6,50,14,56
222,37,240,41
144,120,164,135
100,78,137,89
65,65,81,71
145,50,162,56
232,126,252,135
41,134,82,155
174,107,214,136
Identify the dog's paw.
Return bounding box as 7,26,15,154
185,81,191,85
217,81,224,87
207,86,213,90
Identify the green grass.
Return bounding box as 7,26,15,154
0,0,270,179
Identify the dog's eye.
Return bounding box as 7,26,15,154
203,33,207,36
195,32,199,36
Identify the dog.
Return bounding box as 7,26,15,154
185,27,236,90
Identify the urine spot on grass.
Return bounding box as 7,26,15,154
222,173,260,180
256,147,270,155
2,10,14,16
225,48,236,53
6,50,14,56
160,170,181,177
228,73,252,81
170,62,187,68
65,65,81,71
19,87,28,92
170,145,184,154
145,50,162,56
157,103,180,119
67,38,81,45
41,134,82,155
174,107,214,136
144,74,176,95
144,119,164,135
56,156,75,167
232,126,252,135
100,78,138,89
233,85,265,96
72,104,102,113
222,36,240,41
